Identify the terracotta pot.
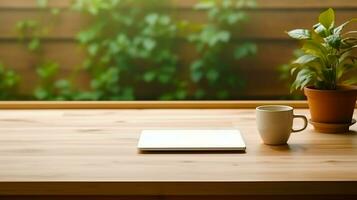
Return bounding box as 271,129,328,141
304,85,357,124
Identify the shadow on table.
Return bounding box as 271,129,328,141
138,150,246,154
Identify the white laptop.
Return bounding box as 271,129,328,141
137,129,246,151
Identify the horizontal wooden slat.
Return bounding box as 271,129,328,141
1,0,356,9
0,10,356,40
0,10,84,40
0,0,71,9
255,0,357,9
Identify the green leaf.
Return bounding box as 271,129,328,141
191,70,203,83
222,0,233,8
337,63,356,79
311,24,326,40
34,87,48,100
327,55,339,66
194,1,215,10
143,38,156,51
159,15,171,25
226,13,245,25
175,90,187,100
290,67,299,76
325,34,341,49
302,40,327,58
236,0,256,8
287,29,311,40
158,74,171,83
234,43,257,59
342,77,357,85
88,6,99,15
319,8,335,29
321,70,334,84
76,22,104,44
145,13,159,25
55,79,70,89
36,62,59,79
339,53,357,66
333,18,357,35
313,23,328,37
341,37,357,49
293,54,318,65
206,69,219,82
216,31,231,43
190,60,203,71
291,68,317,92
51,8,60,15
28,38,40,51
88,44,99,56
37,0,48,8
143,71,156,82
4,71,19,87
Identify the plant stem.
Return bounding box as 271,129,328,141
332,61,337,90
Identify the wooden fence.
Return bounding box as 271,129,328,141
0,0,356,99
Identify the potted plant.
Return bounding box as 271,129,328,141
287,8,357,133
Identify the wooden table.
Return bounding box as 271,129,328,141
0,108,356,200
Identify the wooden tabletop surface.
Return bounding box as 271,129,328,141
0,109,356,196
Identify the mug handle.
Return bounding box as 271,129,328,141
292,115,308,132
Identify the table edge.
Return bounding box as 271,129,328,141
1,181,357,196
0,101,310,109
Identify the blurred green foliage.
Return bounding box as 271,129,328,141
188,0,256,99
278,50,305,100
0,0,256,100
72,0,179,100
15,9,76,100
0,63,20,99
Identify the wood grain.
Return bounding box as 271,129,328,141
1,195,356,200
0,100,309,109
1,0,356,9
0,108,356,196
1,10,356,40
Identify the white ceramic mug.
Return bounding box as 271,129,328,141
256,105,308,145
